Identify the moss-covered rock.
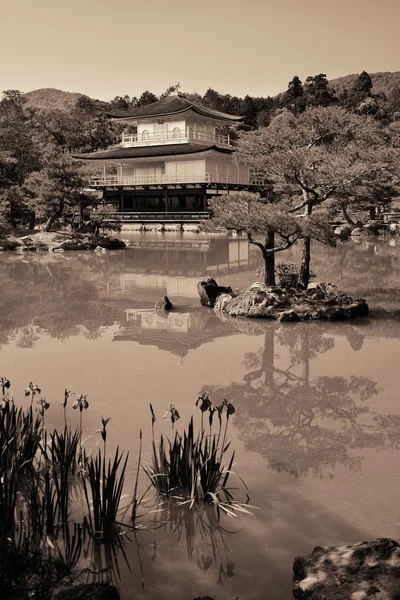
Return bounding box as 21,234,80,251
293,538,400,599
213,282,368,321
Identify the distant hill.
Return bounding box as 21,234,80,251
329,71,400,98
24,73,400,114
24,88,84,111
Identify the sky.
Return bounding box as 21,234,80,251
1,0,399,101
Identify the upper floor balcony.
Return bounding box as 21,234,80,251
88,173,265,187
121,129,231,148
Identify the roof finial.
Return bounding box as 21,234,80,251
171,81,181,96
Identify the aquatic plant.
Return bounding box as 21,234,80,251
72,394,89,434
82,443,129,540
72,393,89,461
163,404,180,428
0,403,42,474
54,522,84,577
144,398,248,516
62,389,75,429
49,426,81,475
0,376,11,397
0,470,18,543
37,396,50,428
0,380,140,596
24,381,41,406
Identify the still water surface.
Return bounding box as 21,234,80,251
1,233,399,599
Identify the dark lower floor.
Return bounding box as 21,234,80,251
104,188,208,213
92,184,265,222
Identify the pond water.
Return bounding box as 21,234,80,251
1,233,400,599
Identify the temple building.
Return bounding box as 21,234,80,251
76,92,262,222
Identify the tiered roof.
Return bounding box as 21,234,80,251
107,94,244,123
74,144,233,161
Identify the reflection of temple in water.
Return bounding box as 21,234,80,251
125,308,192,333
113,306,237,357
105,235,259,304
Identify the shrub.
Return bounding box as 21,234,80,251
276,261,299,288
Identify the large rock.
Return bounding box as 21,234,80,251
213,282,368,321
197,277,234,308
155,296,173,311
95,236,126,250
55,237,93,251
351,227,374,237
364,221,386,234
333,225,352,240
0,236,24,251
293,538,400,599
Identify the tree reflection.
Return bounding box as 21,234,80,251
283,238,400,311
202,320,398,478
0,254,120,348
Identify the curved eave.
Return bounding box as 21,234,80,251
74,144,235,161
106,103,243,123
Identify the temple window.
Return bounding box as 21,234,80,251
173,127,181,139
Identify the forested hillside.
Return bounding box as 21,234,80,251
329,71,400,98
24,70,400,125
24,88,84,111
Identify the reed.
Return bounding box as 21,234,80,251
49,426,81,474
82,445,129,540
0,404,43,474
144,397,249,516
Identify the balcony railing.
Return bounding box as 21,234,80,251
89,173,211,186
88,173,266,187
93,211,210,222
121,130,231,147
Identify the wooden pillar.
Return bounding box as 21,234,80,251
119,190,124,212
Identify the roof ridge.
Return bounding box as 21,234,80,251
106,94,243,122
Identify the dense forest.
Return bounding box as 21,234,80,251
1,71,400,230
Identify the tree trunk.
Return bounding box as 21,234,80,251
299,196,313,290
45,213,59,232
299,237,311,289
299,199,312,289
28,211,36,230
264,229,276,286
341,203,357,227
45,199,64,232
